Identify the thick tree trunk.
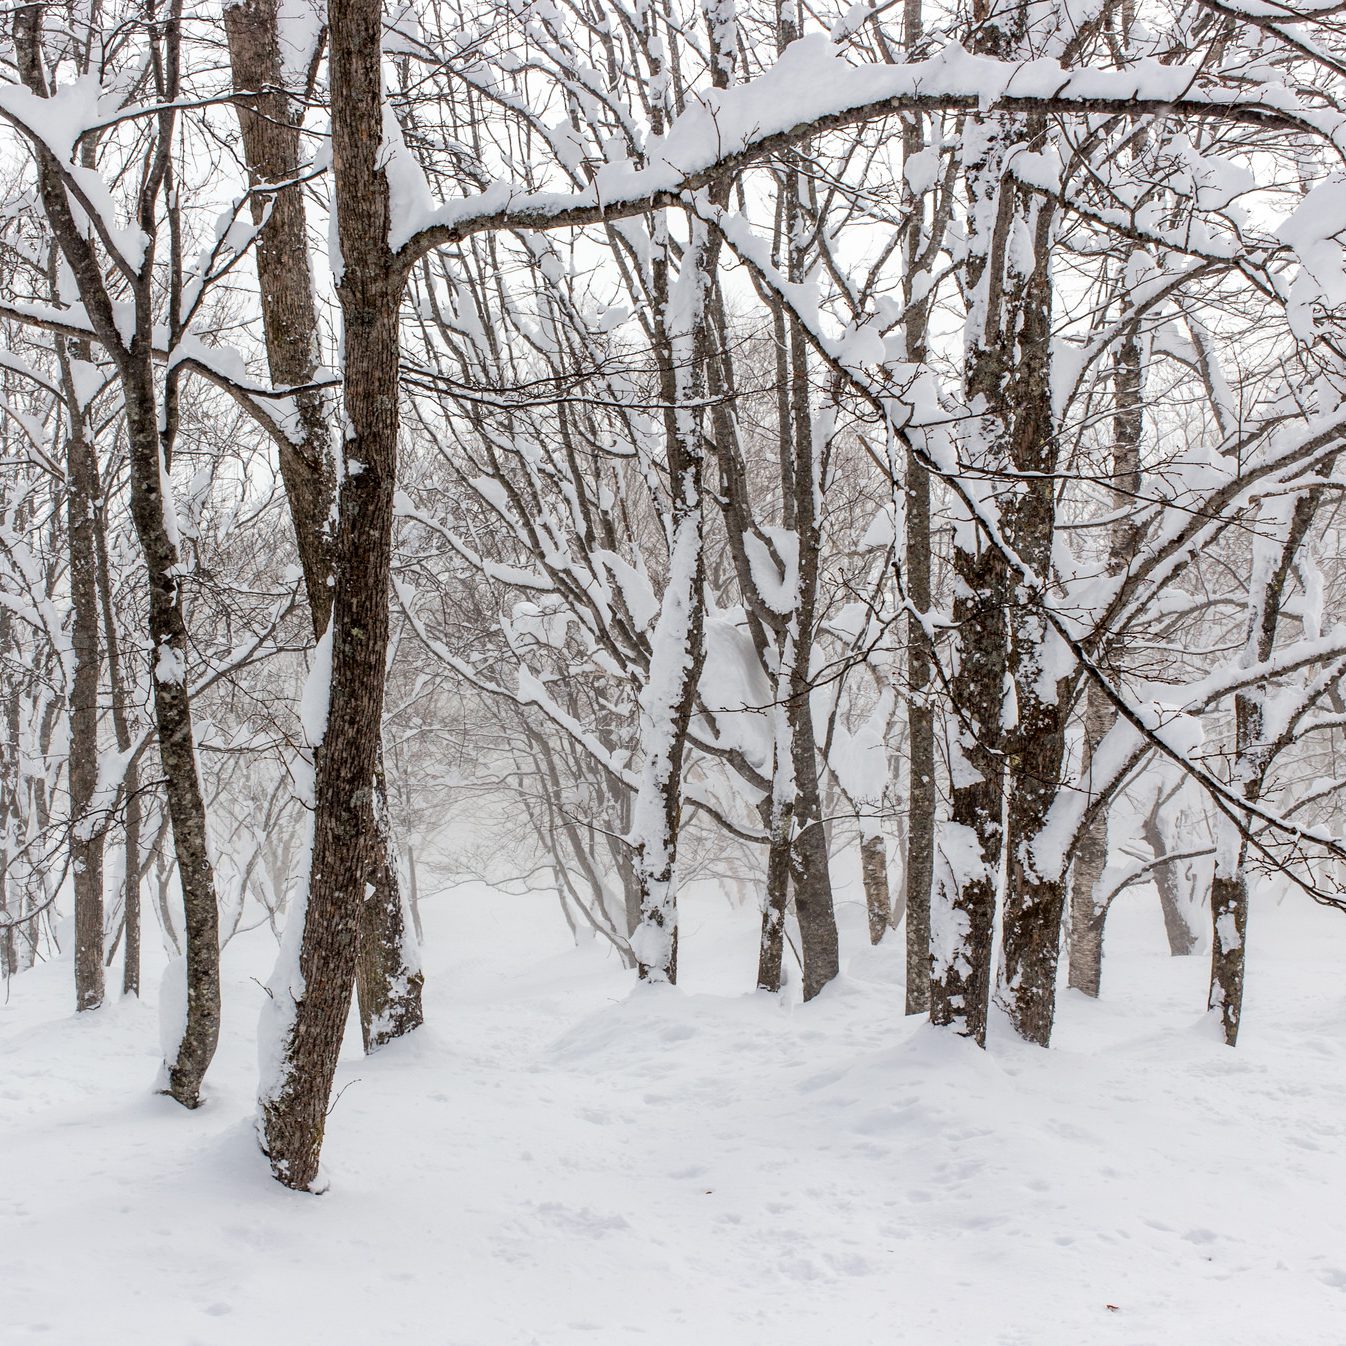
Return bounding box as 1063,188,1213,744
260,0,405,1187
989,111,1068,1047
999,604,1071,1045
0,634,20,981
929,19,1035,1048
225,0,423,1049
223,0,335,615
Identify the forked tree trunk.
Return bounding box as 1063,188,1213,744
260,0,407,1187
629,10,736,987
1140,803,1199,957
15,7,220,1103
225,0,423,1050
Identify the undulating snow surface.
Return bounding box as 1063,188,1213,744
3,887,1344,1344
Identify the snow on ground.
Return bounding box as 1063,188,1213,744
3,881,1345,1345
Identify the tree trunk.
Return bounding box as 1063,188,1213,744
861,833,890,946
260,0,405,1187
1208,866,1247,1046
630,210,720,986
61,368,105,1012
1067,895,1106,1000
903,505,935,1011
93,457,142,998
225,0,423,1050
354,770,424,1051
782,212,839,1002
1068,303,1149,999
900,0,936,1017
15,2,220,1103
928,18,1035,1048
989,107,1068,1047
1067,680,1115,999
121,783,142,997
1141,805,1199,957
1207,490,1321,1044
928,543,1005,1045
757,792,794,992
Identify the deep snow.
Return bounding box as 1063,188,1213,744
2,882,1344,1345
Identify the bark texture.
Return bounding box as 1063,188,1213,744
61,355,105,1013
861,834,891,946
94,464,142,998
756,783,793,993
901,0,936,1017
1143,803,1198,958
225,0,423,1050
1067,313,1147,998
15,5,220,1102
1208,488,1321,1044
1067,688,1112,999
260,0,404,1187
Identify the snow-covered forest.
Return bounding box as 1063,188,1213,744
3,0,1346,1338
